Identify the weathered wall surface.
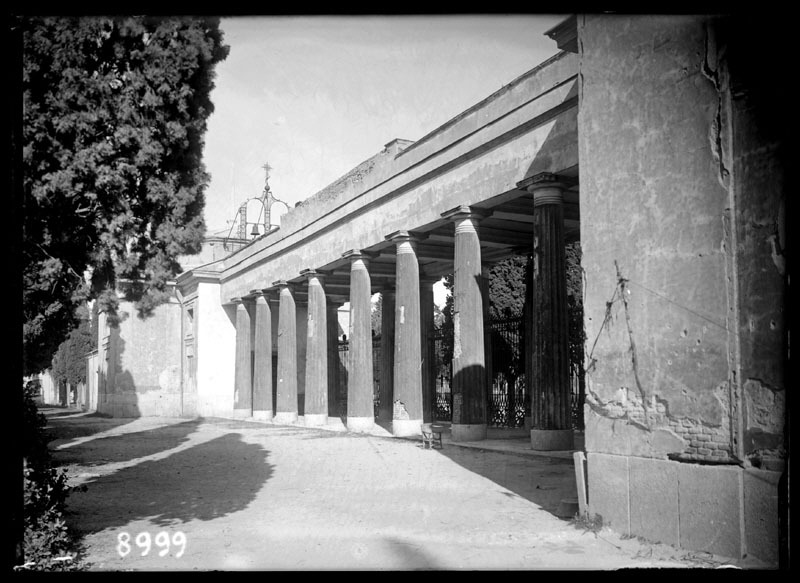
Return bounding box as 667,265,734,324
722,18,787,468
97,295,182,417
579,14,785,565
579,14,733,463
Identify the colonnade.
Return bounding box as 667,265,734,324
229,173,572,445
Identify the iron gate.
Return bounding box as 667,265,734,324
433,317,584,429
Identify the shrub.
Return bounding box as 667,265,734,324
17,380,85,571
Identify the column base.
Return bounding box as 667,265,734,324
531,429,574,451
304,413,328,427
347,416,375,433
273,411,298,424
252,410,273,422
232,408,251,419
452,423,487,442
393,418,422,437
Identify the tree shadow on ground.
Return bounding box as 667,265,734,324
51,419,203,467
44,408,140,445
65,431,273,535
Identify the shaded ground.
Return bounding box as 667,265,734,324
43,407,766,571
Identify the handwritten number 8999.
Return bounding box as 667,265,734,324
117,531,187,558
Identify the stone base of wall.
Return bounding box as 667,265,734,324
531,429,573,451
586,452,781,565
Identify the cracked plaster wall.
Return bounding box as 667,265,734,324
578,15,785,466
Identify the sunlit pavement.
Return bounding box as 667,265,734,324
44,407,763,571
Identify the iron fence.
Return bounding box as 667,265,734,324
336,339,382,419
336,318,585,429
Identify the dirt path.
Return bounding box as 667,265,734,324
44,407,763,571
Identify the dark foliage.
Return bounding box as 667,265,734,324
19,380,87,571
21,16,229,375
51,315,94,387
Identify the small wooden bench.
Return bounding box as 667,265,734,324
421,423,444,449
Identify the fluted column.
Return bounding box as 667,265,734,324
302,269,328,427
441,206,487,441
420,276,437,423
251,291,273,421
232,297,253,418
327,303,341,418
518,172,573,450
379,288,395,422
343,250,375,432
273,280,298,424
386,231,423,437
481,265,495,425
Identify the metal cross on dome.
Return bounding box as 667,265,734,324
225,161,290,244
259,161,288,235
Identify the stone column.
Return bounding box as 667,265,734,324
518,172,573,450
481,265,495,425
302,269,328,427
441,206,487,441
252,291,273,421
273,280,298,424
232,297,253,418
379,288,395,423
420,276,437,423
386,231,423,437
523,252,533,431
343,250,375,432
327,302,341,418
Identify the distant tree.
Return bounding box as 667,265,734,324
433,302,445,330
51,315,94,389
21,16,229,375
488,255,527,320
371,294,382,337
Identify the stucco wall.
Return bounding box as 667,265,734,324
195,280,237,417
578,14,785,564
580,14,735,462
98,295,183,417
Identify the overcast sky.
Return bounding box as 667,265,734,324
201,15,567,234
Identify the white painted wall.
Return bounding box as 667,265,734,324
195,280,237,417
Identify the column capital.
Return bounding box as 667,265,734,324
342,249,378,262
272,280,295,292
516,172,568,191
517,172,569,207
248,290,270,304
440,205,491,223
385,229,425,245
229,296,251,305
300,268,329,282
